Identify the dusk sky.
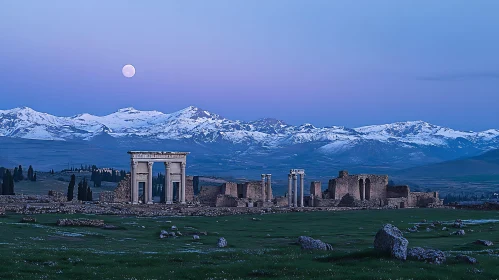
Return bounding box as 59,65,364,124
1,1,498,131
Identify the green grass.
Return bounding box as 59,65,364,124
0,209,498,279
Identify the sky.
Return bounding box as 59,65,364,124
1,0,498,131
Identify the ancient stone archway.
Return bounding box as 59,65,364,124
365,178,371,200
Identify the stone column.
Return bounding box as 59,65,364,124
131,161,138,204
293,174,298,207
288,174,292,207
180,162,186,204
300,173,304,207
164,162,172,204
261,174,266,202
146,162,153,204
267,174,272,202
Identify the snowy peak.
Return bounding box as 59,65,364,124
0,106,498,151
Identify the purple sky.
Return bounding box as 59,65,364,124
1,1,498,131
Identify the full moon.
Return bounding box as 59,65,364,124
122,64,135,78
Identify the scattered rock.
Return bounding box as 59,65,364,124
453,220,465,228
407,226,418,233
171,225,177,230
101,224,120,230
456,254,477,264
451,230,465,236
474,240,493,246
193,235,200,240
252,218,261,221
56,219,105,227
217,237,227,248
297,236,333,251
200,231,208,236
407,247,446,264
177,231,182,236
20,216,36,223
426,228,432,232
442,227,448,231
374,224,408,260
160,230,171,239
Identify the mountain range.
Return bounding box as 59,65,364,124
1,106,498,183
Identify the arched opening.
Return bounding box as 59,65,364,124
365,178,371,200
138,182,145,203
358,179,364,201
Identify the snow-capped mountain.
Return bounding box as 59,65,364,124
1,106,498,170
1,106,497,147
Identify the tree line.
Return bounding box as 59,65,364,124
0,165,38,195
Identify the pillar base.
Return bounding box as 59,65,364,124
147,201,153,205
132,202,138,205
180,202,186,205
165,201,173,205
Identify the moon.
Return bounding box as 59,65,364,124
122,64,135,78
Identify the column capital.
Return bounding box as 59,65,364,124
288,174,292,178
261,174,266,179
164,162,171,168
181,162,186,168
147,162,153,168
292,174,297,178
131,160,138,167
266,174,272,178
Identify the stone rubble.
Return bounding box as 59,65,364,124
193,235,200,240
451,230,466,236
218,237,228,248
20,216,36,223
297,236,333,251
456,254,478,264
474,240,493,246
407,247,446,264
374,224,408,260
56,218,105,227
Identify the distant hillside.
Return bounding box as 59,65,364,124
392,149,499,181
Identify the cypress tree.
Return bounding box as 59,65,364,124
33,173,37,181
18,165,24,181
13,167,19,182
77,180,83,200
87,186,92,201
67,174,76,201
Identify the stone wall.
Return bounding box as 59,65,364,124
312,197,341,207
193,176,200,195
221,182,238,197
238,181,264,200
274,196,289,207
386,197,408,208
386,185,410,198
215,195,239,207
409,192,442,207
114,175,131,202
310,181,322,197
328,171,388,201
186,176,194,202
198,186,222,206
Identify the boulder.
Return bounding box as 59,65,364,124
160,230,169,239
407,247,446,264
474,240,493,246
456,254,477,264
217,237,227,248
374,224,408,260
451,230,465,236
193,235,200,240
297,236,333,251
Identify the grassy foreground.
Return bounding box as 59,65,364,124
0,208,498,280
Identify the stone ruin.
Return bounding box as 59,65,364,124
98,161,442,209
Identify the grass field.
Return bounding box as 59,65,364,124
0,209,498,279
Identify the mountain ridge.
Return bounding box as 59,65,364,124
1,106,499,170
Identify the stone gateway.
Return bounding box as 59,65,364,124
128,151,189,204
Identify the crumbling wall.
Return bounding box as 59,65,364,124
239,181,264,200
99,191,115,203
328,171,387,201
386,185,410,198
215,195,239,207
386,197,408,208
274,196,289,207
114,175,131,202
409,192,442,207
48,190,67,202
185,176,194,202
312,198,341,207
310,181,322,197
221,182,238,197
198,186,222,206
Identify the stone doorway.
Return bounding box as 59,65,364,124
138,182,146,203
358,179,364,200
